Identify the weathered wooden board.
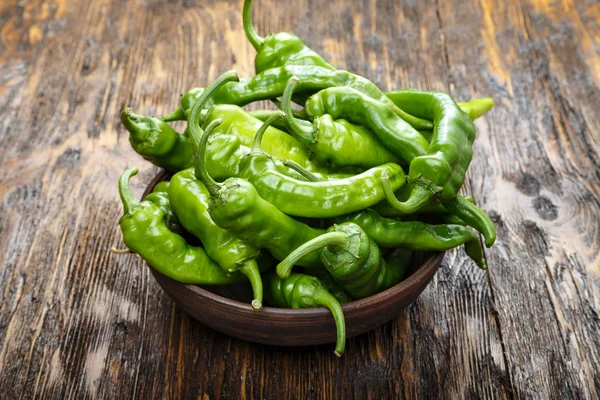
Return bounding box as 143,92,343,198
0,0,598,398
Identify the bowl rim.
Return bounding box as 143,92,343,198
143,169,444,317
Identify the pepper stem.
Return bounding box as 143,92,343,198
243,0,264,50
160,107,186,122
239,260,263,311
312,287,346,357
282,76,315,143
283,159,320,182
251,112,286,153
192,119,223,198
188,70,239,145
381,172,435,214
444,196,497,248
270,99,308,119
118,168,139,215
276,232,348,279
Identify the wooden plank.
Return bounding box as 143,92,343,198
435,0,600,398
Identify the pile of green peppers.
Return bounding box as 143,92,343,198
114,0,497,357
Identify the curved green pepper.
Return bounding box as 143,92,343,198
336,209,486,269
190,115,325,268
381,90,496,247
202,104,323,172
121,109,194,172
304,86,430,166
264,271,346,356
235,114,407,218
304,269,352,304
277,222,410,299
282,77,399,168
117,168,242,285
164,65,432,130
170,150,264,310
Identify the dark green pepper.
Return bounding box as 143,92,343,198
264,271,346,356
277,222,410,299
170,130,264,311
304,86,430,166
117,168,242,285
190,115,326,268
336,209,486,269
282,76,399,168
235,114,407,218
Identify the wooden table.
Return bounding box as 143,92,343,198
1,0,599,398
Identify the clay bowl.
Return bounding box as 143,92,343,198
143,170,444,347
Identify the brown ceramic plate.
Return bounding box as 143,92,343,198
143,170,443,347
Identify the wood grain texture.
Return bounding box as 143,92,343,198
0,0,598,398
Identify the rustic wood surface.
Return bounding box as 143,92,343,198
1,0,599,398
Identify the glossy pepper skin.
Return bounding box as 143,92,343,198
190,113,325,268
264,271,346,356
381,90,496,247
282,77,399,169
336,209,486,269
243,0,335,73
165,65,432,130
144,181,184,235
304,269,352,304
304,87,430,166
277,223,410,299
237,114,407,218
415,97,495,142
170,158,264,310
203,104,323,172
117,168,242,285
121,72,249,174
121,109,194,172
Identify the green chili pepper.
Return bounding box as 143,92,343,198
203,104,323,172
163,65,432,130
282,77,399,168
302,268,352,304
169,123,265,311
117,168,242,285
122,71,245,173
379,90,496,247
264,271,346,356
336,209,486,269
144,181,184,235
243,0,335,73
304,86,430,166
233,114,406,218
121,109,194,172
190,111,325,268
277,222,410,299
